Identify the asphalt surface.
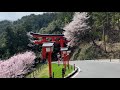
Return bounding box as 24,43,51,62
69,60,120,78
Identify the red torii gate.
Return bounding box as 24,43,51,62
30,32,69,61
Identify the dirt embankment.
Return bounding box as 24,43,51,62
70,41,120,60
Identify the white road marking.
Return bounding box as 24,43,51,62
71,66,81,78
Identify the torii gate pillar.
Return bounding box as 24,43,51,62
42,37,46,62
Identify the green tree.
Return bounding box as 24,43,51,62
4,26,15,57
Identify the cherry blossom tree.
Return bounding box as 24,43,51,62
0,51,36,78
63,12,90,47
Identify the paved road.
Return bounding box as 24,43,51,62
69,60,120,78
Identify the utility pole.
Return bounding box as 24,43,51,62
106,12,109,52
103,20,106,52
103,12,109,52
103,22,105,52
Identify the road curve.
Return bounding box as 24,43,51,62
69,60,120,78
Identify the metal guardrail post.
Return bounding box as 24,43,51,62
53,72,54,78
74,64,75,70
110,58,111,62
62,68,65,78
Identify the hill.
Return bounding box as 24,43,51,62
0,12,74,59
1,12,120,61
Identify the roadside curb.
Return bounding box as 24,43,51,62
52,62,80,78
64,66,80,78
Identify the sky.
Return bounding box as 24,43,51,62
0,12,44,21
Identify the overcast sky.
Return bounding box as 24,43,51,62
0,12,44,21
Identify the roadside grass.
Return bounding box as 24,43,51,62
26,63,74,78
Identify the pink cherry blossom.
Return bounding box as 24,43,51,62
0,51,36,78
63,12,90,47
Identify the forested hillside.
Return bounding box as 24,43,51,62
0,12,74,60
66,12,120,60
1,12,120,60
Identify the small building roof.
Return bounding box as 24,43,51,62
61,47,68,51
42,42,54,47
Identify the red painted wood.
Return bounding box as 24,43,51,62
42,47,46,59
30,33,71,78
48,48,52,78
